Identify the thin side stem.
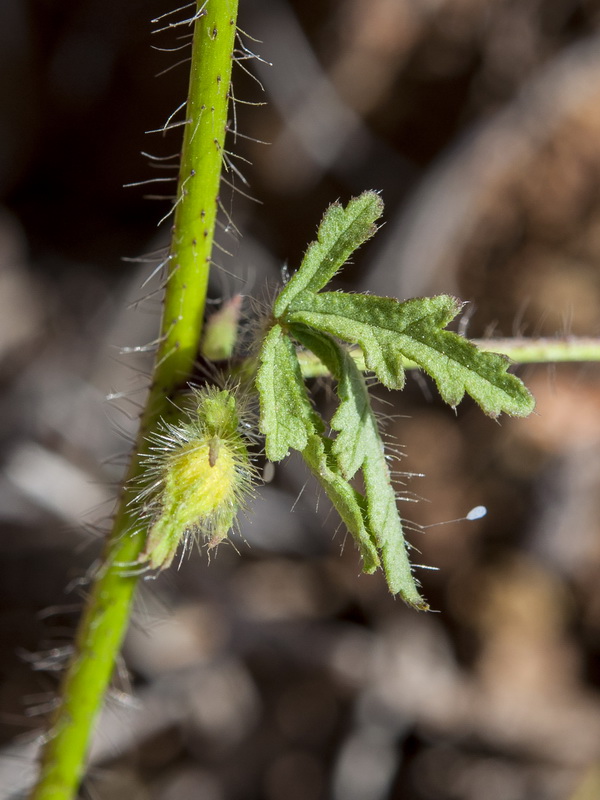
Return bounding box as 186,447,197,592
29,2,239,799
473,336,600,364
296,336,600,378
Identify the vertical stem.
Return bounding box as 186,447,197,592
29,2,239,798
155,0,238,408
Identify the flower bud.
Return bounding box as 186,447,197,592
137,386,257,570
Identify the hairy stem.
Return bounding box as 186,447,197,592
29,2,239,798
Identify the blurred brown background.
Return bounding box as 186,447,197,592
1,1,600,798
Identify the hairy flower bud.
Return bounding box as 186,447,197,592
136,385,257,570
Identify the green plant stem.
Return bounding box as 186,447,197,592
473,337,600,364
296,336,600,378
29,2,239,798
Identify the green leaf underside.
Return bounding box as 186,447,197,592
273,191,384,317
302,434,379,574
292,325,427,608
256,324,321,461
290,325,371,480
256,325,380,577
287,293,535,417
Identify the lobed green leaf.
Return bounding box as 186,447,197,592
257,323,381,577
273,191,384,317
292,324,428,609
302,434,379,575
256,324,321,461
258,192,535,608
287,293,535,417
290,324,373,480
